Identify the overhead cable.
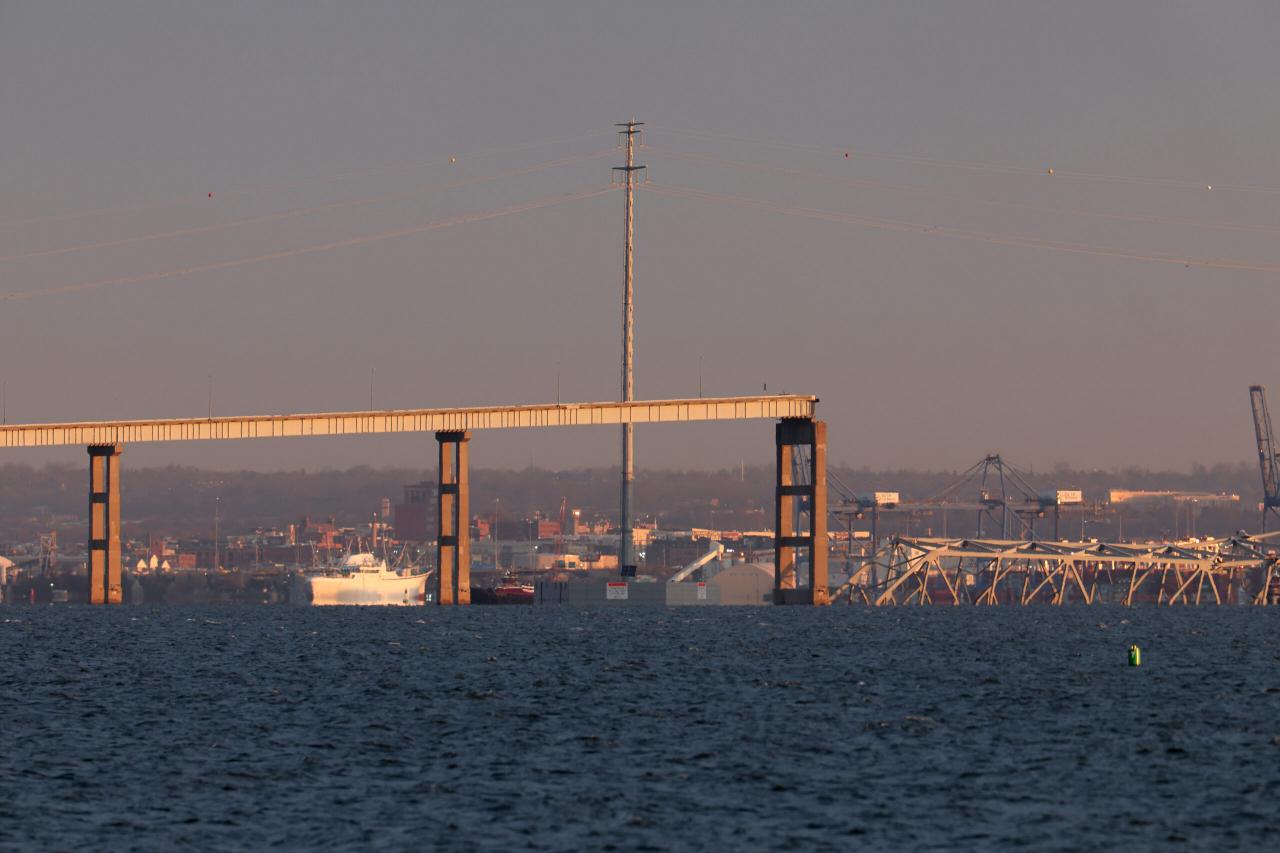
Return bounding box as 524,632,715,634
644,182,1280,275
0,149,612,264
0,128,615,230
648,147,1280,238
0,187,611,302
650,125,1280,196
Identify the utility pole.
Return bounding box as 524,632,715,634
614,119,644,576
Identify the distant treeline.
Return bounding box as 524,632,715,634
0,461,1264,542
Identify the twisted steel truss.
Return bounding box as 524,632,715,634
837,535,1280,606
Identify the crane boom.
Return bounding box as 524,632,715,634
1249,385,1280,530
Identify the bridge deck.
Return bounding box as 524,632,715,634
0,395,817,448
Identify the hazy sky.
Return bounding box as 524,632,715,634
2,1,1279,474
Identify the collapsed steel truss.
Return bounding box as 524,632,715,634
837,535,1280,606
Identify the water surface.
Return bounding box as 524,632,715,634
2,606,1277,850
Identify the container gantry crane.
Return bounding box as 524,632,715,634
1248,385,1280,531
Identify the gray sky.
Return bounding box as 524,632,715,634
2,1,1279,474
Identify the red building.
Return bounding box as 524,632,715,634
296,517,341,549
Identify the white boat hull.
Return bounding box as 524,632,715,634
295,571,429,606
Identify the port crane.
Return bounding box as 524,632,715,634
787,451,1089,596
1248,385,1280,531
807,453,1083,542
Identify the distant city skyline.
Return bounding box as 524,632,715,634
3,2,1279,472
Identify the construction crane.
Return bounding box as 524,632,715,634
1248,385,1280,531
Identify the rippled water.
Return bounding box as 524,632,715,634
1,605,1277,850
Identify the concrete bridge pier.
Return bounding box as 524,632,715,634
774,419,829,605
435,430,471,605
87,443,123,605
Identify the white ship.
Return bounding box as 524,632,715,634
292,553,430,606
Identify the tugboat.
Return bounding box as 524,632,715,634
474,568,535,604
492,569,535,604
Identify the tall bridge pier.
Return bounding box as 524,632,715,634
87,443,123,605
775,418,829,605
435,430,471,606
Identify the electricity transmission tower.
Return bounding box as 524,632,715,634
613,119,644,576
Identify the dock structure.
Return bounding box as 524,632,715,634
842,535,1280,606
0,395,828,607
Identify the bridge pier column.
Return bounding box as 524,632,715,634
774,419,829,605
436,431,471,605
87,443,123,605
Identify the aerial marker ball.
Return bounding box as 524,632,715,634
208,192,214,198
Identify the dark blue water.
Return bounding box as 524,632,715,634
1,606,1277,851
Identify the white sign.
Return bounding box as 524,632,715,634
696,582,707,600
606,582,628,600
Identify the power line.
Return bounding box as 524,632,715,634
0,149,612,264
648,146,1280,238
644,182,1280,275
650,124,1280,196
0,186,611,303
0,127,616,230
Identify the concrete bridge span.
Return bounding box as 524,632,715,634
0,395,816,448
0,395,828,607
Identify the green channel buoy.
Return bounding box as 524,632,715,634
1129,645,1141,667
